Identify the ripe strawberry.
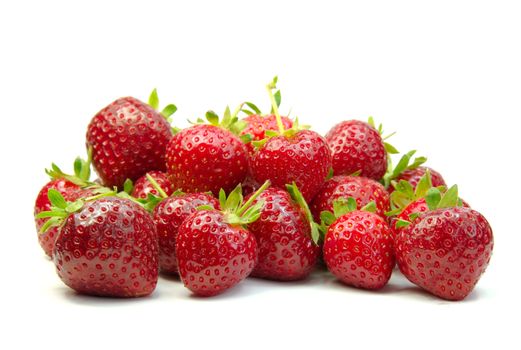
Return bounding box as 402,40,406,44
325,118,396,180
322,198,394,289
34,157,97,257
246,184,320,280
153,193,220,274
86,89,176,188
250,77,331,202
176,182,269,296
165,120,248,195
40,192,159,297
241,114,293,143
310,175,390,221
129,171,174,199
394,166,445,192
395,206,493,300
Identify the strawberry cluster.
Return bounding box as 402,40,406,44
34,78,493,301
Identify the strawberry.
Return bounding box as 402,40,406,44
310,175,390,221
153,193,220,274
325,117,397,180
128,171,174,199
39,191,159,297
250,77,331,202
395,206,493,301
382,150,445,193
165,109,248,195
86,89,176,188
246,184,320,281
241,114,293,144
34,156,98,257
176,182,269,296
321,198,394,289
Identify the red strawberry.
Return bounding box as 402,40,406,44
395,206,493,300
86,90,175,188
326,118,395,180
241,114,293,155
153,193,220,274
176,182,269,296
41,192,159,297
246,184,320,281
310,175,390,221
166,123,248,195
34,158,97,257
394,166,445,192
130,171,174,199
322,198,394,289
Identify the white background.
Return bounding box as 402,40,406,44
1,1,520,349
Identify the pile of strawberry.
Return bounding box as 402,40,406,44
34,78,493,301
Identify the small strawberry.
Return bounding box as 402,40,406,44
165,108,249,195
34,156,99,257
382,150,445,193
246,183,320,281
128,171,174,199
250,77,331,202
176,181,269,296
321,198,395,289
38,191,159,297
395,205,493,301
310,175,390,221
325,117,397,180
86,89,176,188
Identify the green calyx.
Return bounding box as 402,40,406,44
202,105,248,136
45,149,94,187
386,169,439,216
382,150,427,189
36,189,117,233
319,197,377,236
122,174,182,212
210,180,270,226
368,116,398,156
148,88,178,133
425,185,463,211
285,182,322,245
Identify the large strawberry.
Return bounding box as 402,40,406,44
395,205,493,301
39,192,159,297
86,89,176,188
321,198,394,289
250,77,331,202
246,184,320,281
310,175,390,221
176,182,269,296
325,117,396,180
165,110,248,195
34,156,98,257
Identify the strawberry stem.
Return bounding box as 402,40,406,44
266,79,285,134
236,180,270,216
145,173,169,199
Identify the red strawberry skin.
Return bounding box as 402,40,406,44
166,125,248,195
326,120,387,180
391,166,446,193
131,171,174,199
86,97,172,189
153,193,220,274
246,188,319,280
310,175,390,221
323,211,394,289
53,197,159,297
241,114,293,141
34,179,84,257
251,130,332,202
395,207,493,301
176,210,257,296
391,198,430,239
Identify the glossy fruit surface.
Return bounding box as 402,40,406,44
251,130,331,202
247,188,319,280
166,124,248,195
323,210,394,289
176,210,257,296
131,171,174,199
395,207,493,300
53,197,159,297
310,175,390,221
391,166,445,193
153,193,220,274
86,97,172,188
